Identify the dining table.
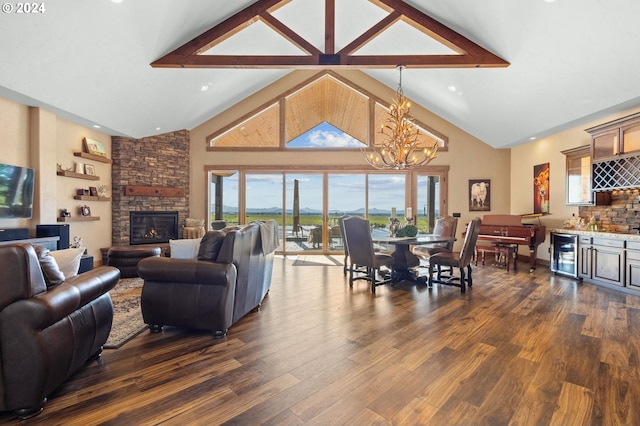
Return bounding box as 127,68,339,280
371,234,456,283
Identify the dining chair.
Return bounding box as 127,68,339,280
412,215,458,258
341,216,393,293
427,217,481,293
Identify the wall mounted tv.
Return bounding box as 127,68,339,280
0,163,35,219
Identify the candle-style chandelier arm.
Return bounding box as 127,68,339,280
362,66,438,170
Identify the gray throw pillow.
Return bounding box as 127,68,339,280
197,230,226,262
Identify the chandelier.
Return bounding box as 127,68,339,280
362,66,438,170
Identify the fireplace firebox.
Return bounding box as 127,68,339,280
130,211,178,245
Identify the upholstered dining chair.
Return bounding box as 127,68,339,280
412,215,458,275
427,217,481,293
412,215,458,258
342,216,393,293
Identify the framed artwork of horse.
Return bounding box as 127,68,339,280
534,163,550,214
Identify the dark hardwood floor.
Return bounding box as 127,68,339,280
4,256,640,425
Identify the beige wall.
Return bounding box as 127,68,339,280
0,96,112,264
189,70,511,252
511,105,640,261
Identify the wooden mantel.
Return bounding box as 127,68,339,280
123,185,185,197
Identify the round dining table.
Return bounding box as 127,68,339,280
371,235,456,283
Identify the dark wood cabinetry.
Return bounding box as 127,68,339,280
587,112,640,191
576,234,640,293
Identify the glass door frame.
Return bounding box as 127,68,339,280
206,165,449,255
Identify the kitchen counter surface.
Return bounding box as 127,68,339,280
550,228,640,241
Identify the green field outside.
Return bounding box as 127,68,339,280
215,213,430,232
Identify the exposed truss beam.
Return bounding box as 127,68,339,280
151,0,509,69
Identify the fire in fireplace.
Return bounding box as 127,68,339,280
130,211,178,245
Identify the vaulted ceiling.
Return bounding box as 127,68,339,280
2,0,640,149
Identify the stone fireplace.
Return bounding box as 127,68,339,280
129,211,179,245
110,130,191,246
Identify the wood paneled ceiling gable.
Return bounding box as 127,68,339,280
208,71,448,151
151,0,509,69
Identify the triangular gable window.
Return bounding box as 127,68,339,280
287,122,365,148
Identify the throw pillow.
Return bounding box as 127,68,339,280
50,247,85,279
169,238,202,259
197,230,226,262
33,245,65,286
185,218,204,228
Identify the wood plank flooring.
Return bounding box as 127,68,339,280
4,256,640,425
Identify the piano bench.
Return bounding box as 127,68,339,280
475,244,517,272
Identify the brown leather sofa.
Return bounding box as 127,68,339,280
0,243,120,419
137,222,276,337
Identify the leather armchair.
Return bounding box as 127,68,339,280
138,222,275,337
0,243,120,419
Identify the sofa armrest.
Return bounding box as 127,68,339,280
3,266,119,331
64,266,120,306
137,257,236,286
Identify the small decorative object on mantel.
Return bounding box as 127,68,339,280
80,205,91,216
57,163,74,172
60,208,71,218
89,186,98,197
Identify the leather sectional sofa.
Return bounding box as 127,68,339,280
137,222,276,337
0,243,120,419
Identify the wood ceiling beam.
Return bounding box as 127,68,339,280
151,0,510,69
152,54,504,69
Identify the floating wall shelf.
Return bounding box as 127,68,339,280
57,216,100,222
73,195,111,201
73,152,112,163
57,171,100,181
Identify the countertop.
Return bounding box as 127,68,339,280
550,228,640,241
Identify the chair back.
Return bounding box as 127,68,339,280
338,216,352,255
459,217,482,267
342,216,376,268
432,216,458,250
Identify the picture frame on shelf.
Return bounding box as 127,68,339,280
82,137,107,158
89,186,98,197
84,164,95,175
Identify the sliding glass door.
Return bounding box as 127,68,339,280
208,168,446,255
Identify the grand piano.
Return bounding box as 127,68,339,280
473,214,546,271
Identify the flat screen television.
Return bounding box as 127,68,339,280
0,163,35,219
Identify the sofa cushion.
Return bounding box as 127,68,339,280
185,218,205,228
50,247,85,279
198,230,226,262
170,238,202,259
33,245,66,286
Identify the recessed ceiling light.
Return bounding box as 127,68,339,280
530,136,537,140
156,127,161,131
200,84,209,92
447,85,457,92
93,124,101,129
111,0,124,3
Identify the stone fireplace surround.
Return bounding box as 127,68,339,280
111,130,191,247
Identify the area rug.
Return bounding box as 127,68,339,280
104,277,147,349
292,255,343,266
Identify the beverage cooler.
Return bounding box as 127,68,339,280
550,232,579,278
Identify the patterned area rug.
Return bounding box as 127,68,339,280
104,277,147,349
292,255,343,266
